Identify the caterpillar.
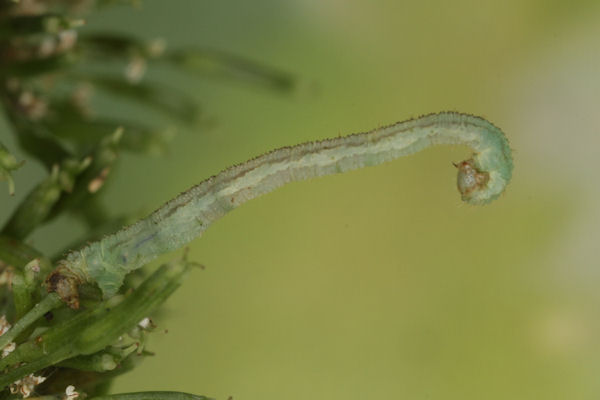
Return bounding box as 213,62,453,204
47,112,513,308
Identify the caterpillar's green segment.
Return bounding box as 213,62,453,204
49,112,513,304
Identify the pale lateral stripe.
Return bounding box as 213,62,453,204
56,112,513,298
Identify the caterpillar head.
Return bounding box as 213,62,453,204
454,159,490,204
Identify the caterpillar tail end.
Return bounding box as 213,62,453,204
45,265,81,309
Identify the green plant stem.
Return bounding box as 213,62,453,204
0,141,23,196
0,292,62,351
57,350,120,372
90,392,212,400
10,269,34,319
0,13,83,38
45,129,121,224
1,114,71,170
0,235,53,318
1,167,63,240
1,157,90,240
0,258,191,389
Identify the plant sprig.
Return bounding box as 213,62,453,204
0,1,296,398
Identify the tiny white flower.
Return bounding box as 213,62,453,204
138,317,154,330
0,315,11,336
18,91,34,107
37,37,57,58
25,258,41,273
10,374,46,398
56,30,78,53
64,385,79,400
147,38,167,58
2,341,16,358
125,55,147,83
0,269,11,286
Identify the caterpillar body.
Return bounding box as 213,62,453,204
47,112,513,307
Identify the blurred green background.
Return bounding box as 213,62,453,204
3,0,600,399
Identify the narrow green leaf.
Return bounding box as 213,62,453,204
0,292,62,353
57,349,123,372
79,75,199,124
43,102,173,155
1,157,90,240
7,116,72,170
1,165,62,240
0,14,84,38
78,33,295,93
91,392,213,400
166,47,296,93
0,53,76,78
79,33,164,60
0,141,24,195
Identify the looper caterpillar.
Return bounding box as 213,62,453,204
47,111,513,307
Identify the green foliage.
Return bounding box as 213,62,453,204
0,1,294,398
0,258,192,390
0,143,23,196
90,392,213,400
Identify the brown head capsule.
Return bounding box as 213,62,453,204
454,159,489,201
